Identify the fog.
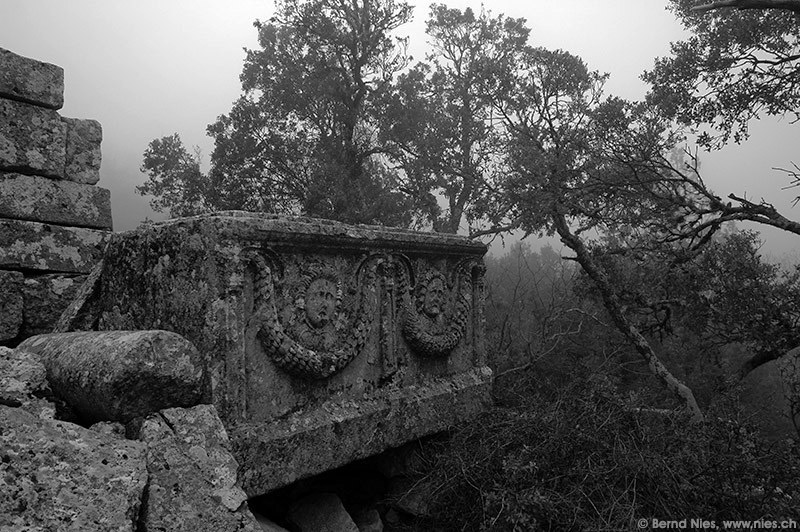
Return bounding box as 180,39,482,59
2,1,797,259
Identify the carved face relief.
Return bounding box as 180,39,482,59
423,277,445,318
305,278,337,328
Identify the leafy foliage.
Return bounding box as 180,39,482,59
681,231,800,375
378,5,528,233
137,134,212,217
141,0,416,225
484,44,708,418
644,0,800,147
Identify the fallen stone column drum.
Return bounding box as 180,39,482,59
78,212,492,495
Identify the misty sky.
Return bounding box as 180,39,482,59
1,1,798,259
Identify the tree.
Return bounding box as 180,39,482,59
138,134,213,217
645,0,800,147
643,1,800,237
639,0,800,378
378,5,528,233
579,226,800,382
679,230,800,378
488,46,707,420
140,0,416,225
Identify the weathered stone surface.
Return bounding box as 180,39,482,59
287,493,359,532
0,219,108,273
0,270,23,341
18,330,206,423
0,172,112,228
63,117,102,184
69,212,492,494
354,508,384,532
53,258,104,332
0,346,54,418
0,47,64,109
0,98,66,177
252,512,291,532
20,273,85,337
90,420,127,439
0,405,147,531
234,368,491,495
138,404,261,532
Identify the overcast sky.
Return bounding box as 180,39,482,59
2,1,798,259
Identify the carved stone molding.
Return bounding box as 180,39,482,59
396,257,477,358
247,251,384,380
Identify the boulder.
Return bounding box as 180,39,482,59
0,98,66,178
0,405,147,531
0,172,112,229
90,420,127,439
18,330,206,423
0,346,53,418
0,47,64,109
137,404,261,532
287,493,359,532
0,270,23,341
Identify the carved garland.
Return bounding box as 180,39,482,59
248,252,378,379
398,262,473,358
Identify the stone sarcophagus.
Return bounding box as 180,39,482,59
69,212,491,495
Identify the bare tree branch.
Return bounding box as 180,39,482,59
691,0,800,13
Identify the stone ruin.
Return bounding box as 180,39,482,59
59,213,492,495
0,47,110,346
1,48,492,531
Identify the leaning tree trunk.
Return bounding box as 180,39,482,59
552,213,704,423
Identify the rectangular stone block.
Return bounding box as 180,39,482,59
0,47,64,109
0,219,108,273
81,213,492,495
0,173,112,229
0,98,66,178
21,274,85,337
0,270,24,341
63,117,102,184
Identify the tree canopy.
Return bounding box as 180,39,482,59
378,5,528,233
141,0,416,226
645,0,800,147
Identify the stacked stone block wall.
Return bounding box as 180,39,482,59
0,47,111,345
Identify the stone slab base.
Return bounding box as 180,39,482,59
231,367,492,497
